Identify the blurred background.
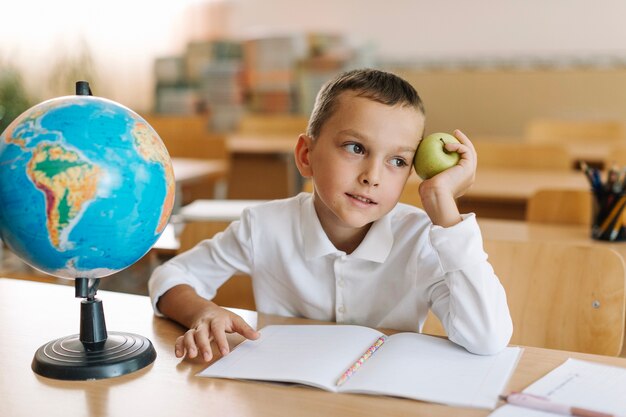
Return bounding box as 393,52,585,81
5,1,626,361
3,0,626,136
5,0,626,300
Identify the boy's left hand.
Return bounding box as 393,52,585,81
418,129,477,227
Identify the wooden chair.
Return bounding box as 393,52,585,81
143,114,228,160
226,114,306,200
526,188,593,226
473,140,572,170
423,239,626,356
399,176,423,208
525,119,626,144
143,114,230,203
178,219,255,311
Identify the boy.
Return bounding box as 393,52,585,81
149,69,512,362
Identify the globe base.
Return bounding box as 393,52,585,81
32,331,156,380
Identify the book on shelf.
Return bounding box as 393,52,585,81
198,324,522,410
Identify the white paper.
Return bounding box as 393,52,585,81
340,332,522,409
488,358,626,417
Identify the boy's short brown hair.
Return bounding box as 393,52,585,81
306,68,425,139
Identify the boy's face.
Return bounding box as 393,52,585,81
302,92,425,233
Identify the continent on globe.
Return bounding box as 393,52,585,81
27,143,101,250
132,121,175,234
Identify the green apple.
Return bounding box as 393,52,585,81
413,132,461,180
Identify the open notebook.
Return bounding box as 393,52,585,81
198,324,522,409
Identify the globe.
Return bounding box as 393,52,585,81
0,94,175,280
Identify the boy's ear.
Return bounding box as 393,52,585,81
294,134,314,177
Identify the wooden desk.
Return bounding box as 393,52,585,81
566,142,613,168
4,277,626,417
473,136,614,169
179,199,268,222
171,158,230,206
226,135,300,199
478,217,626,261
404,168,589,220
149,158,229,255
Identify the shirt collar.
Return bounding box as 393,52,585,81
301,194,394,263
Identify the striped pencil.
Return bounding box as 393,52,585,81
336,335,387,386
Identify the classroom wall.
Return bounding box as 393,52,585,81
227,0,626,62
393,68,626,137
4,0,626,136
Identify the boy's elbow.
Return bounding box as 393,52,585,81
455,319,513,355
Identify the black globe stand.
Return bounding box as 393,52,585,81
31,278,157,380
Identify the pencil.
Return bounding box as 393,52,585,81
336,335,387,386
598,195,626,237
609,208,625,241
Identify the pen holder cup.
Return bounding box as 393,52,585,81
591,190,626,242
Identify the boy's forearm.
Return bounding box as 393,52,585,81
157,284,219,329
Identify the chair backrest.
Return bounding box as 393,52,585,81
178,220,256,310
473,140,572,170
143,114,229,160
526,188,593,226
525,119,626,144
423,239,626,356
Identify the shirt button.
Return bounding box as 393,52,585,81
337,279,344,288
337,305,346,314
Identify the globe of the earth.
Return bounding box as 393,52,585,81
0,95,175,279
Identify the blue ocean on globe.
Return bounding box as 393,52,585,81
0,95,175,279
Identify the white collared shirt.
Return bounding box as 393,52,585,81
149,193,512,354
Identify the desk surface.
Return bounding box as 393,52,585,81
403,168,589,219
179,199,268,222
227,134,295,154
478,217,626,254
3,278,626,417
406,168,588,202
171,157,229,185
471,168,588,200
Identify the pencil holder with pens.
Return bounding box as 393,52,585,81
582,162,626,242
591,189,626,241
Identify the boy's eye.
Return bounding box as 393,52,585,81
390,157,408,168
344,143,365,154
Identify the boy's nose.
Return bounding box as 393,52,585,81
359,164,381,187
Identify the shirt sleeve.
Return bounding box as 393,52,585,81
148,210,255,316
426,213,513,355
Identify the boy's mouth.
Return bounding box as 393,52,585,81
346,193,377,205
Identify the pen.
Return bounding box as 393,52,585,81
336,335,387,386
607,164,619,192
500,392,615,417
579,161,598,191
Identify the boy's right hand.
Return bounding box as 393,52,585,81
175,304,260,362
